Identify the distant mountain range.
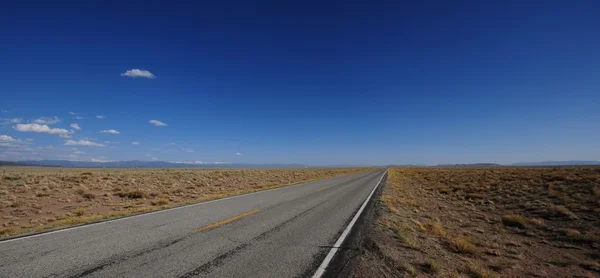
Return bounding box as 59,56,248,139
1,160,598,168
0,160,306,168
511,161,600,166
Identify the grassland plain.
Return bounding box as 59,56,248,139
354,167,600,278
0,167,368,238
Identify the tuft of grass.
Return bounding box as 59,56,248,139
81,192,96,200
465,263,493,278
420,260,439,274
466,193,487,199
426,221,447,237
36,191,50,197
448,236,478,254
115,190,146,199
151,198,170,206
0,226,21,237
72,208,86,216
501,214,526,229
553,205,578,220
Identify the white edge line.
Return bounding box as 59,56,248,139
312,169,387,278
0,170,374,244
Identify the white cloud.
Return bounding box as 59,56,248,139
70,123,81,130
168,142,177,145
149,120,167,127
101,129,120,134
170,161,231,165
151,157,158,161
236,152,243,156
72,150,84,154
33,116,60,125
131,141,140,145
0,135,16,142
64,140,105,147
14,123,70,136
90,158,114,162
25,138,34,142
96,115,104,119
75,116,84,120
59,133,71,138
121,69,156,79
182,148,194,153
69,112,77,115
1,110,7,113
0,118,23,125
145,154,152,157
46,145,55,150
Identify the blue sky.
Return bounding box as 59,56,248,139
1,1,599,165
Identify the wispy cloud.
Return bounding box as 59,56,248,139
33,116,60,125
132,141,140,145
151,157,158,161
0,135,16,142
90,158,114,162
236,152,243,156
121,69,155,79
13,123,70,136
64,140,105,147
101,129,120,134
182,148,194,153
168,142,177,145
0,118,22,125
75,116,84,120
96,115,104,119
70,123,81,130
69,112,77,115
149,120,167,127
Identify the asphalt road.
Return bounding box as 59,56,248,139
0,169,386,278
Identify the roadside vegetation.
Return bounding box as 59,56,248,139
0,167,368,238
355,167,600,277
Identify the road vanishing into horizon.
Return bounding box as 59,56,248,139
0,169,386,278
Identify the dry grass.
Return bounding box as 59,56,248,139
354,167,600,278
0,167,368,238
501,214,526,229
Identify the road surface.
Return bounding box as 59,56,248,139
0,169,386,278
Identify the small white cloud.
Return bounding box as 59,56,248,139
33,116,60,125
236,152,243,156
121,69,156,79
182,148,194,153
132,141,140,145
72,150,84,154
145,154,152,157
96,115,105,119
74,116,84,120
101,129,120,134
0,118,22,125
59,133,71,138
151,157,158,161
46,145,55,150
168,142,177,145
14,123,70,136
90,158,114,162
69,112,77,115
64,140,105,147
149,120,167,127
70,123,81,130
0,135,16,142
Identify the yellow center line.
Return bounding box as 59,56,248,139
317,187,328,192
193,209,261,233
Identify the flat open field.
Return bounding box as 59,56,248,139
0,167,367,238
355,167,600,278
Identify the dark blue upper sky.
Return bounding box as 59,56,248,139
1,1,599,165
